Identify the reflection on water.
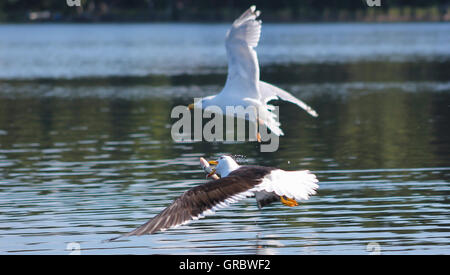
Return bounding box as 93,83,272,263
0,23,449,254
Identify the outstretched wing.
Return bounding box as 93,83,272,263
108,170,267,240
222,5,262,99
259,81,319,117
108,166,318,240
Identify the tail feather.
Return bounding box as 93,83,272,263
258,170,319,202
258,104,284,136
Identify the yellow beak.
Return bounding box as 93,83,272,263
208,160,218,165
188,103,194,110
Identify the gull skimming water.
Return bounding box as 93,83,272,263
109,156,318,240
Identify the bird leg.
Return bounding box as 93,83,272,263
256,118,264,143
280,196,299,207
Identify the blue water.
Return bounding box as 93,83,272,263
0,23,449,79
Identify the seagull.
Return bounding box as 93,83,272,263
188,6,318,140
108,156,318,240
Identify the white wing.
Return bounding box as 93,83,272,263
259,81,319,117
255,170,319,202
222,5,262,99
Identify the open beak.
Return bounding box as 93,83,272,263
208,160,218,165
188,103,194,110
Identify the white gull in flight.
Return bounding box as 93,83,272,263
188,6,318,139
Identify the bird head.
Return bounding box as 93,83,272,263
208,155,240,177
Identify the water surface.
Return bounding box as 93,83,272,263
0,22,449,254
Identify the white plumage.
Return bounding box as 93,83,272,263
257,170,318,201
190,5,318,136
215,156,319,203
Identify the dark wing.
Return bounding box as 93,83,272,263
108,166,274,241
231,166,281,209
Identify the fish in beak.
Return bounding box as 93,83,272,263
207,160,218,178
206,168,216,178
199,157,220,180
188,103,194,110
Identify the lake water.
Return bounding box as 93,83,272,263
0,23,449,254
